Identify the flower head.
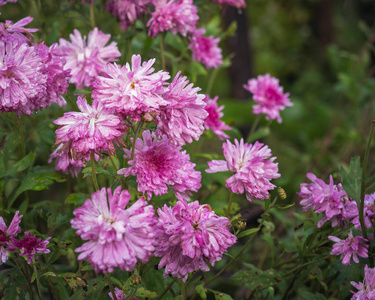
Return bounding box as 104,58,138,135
155,72,208,146
351,265,375,299
118,130,201,201
55,27,121,89
206,139,280,201
108,288,127,300
243,74,292,123
0,17,38,44
49,144,84,177
352,193,375,230
0,211,22,263
189,28,222,69
71,186,157,273
203,95,231,140
155,200,236,281
147,0,199,38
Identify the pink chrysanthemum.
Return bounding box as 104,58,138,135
329,230,368,266
243,74,292,123
92,54,170,121
147,0,199,38
155,72,208,146
108,288,131,300
55,27,121,89
351,193,375,230
298,173,357,228
105,0,151,31
213,0,246,9
49,144,84,177
206,139,280,201
53,97,125,162
0,17,38,44
8,232,50,264
71,186,157,273
203,94,231,140
155,200,237,281
351,265,375,299
118,130,201,201
0,211,22,263
188,28,222,69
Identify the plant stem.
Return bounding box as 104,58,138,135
131,121,144,161
156,278,177,300
90,152,100,191
225,193,235,218
15,114,26,158
159,33,166,70
246,115,261,143
106,273,117,300
108,154,118,172
206,68,219,95
89,3,95,28
14,258,35,300
33,259,43,300
283,254,331,276
181,279,187,300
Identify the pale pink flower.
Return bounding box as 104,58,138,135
213,0,246,9
92,54,170,121
55,27,121,89
351,193,375,230
155,200,236,281
351,265,375,299
108,287,127,300
189,28,222,69
203,95,231,140
243,74,292,123
118,130,201,201
155,72,208,146
49,144,84,177
0,211,22,263
0,17,38,44
206,139,280,201
147,0,199,38
71,186,157,273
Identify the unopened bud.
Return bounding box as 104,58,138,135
235,221,246,231
277,187,287,199
130,275,141,285
142,111,158,123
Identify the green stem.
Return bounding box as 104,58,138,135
156,278,177,300
33,259,43,300
89,3,96,28
90,152,99,191
108,154,119,172
159,33,166,70
206,68,219,95
131,121,144,161
225,193,235,218
246,115,261,143
283,254,331,276
181,279,187,300
360,121,375,267
106,273,117,300
14,258,35,300
16,114,26,158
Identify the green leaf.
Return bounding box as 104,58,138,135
65,193,88,206
196,283,207,300
277,203,295,210
340,156,362,201
208,289,233,300
0,152,35,178
298,290,328,300
62,273,88,293
237,227,260,238
135,287,158,299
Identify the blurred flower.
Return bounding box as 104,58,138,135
189,28,222,69
213,0,245,8
55,27,121,89
203,95,231,140
147,0,199,38
92,54,170,121
53,97,125,162
71,186,157,273
118,130,201,201
0,17,38,44
105,0,150,31
243,74,292,123
8,232,50,264
108,288,127,300
49,144,84,177
351,265,375,299
206,139,280,201
155,200,236,281
329,230,368,265
155,71,208,146
0,211,22,263
351,192,375,230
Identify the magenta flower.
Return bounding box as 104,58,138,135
351,265,375,299
108,287,127,300
188,28,222,69
351,193,375,230
203,95,231,140
213,0,246,9
92,54,170,121
118,130,201,201
105,0,151,31
8,232,50,264
71,186,157,273
0,17,38,44
53,97,125,162
147,0,199,38
49,145,84,177
155,200,237,281
298,173,357,228
55,27,121,89
243,74,292,123
329,230,368,266
155,72,208,146
0,211,22,263
206,139,280,201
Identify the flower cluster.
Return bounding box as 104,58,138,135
154,200,237,281
351,265,375,299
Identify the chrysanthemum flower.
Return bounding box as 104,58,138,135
155,72,208,146
53,97,125,162
188,28,222,69
213,0,246,9
351,193,375,230
8,232,50,264
0,17,38,43
0,211,22,263
206,139,280,201
243,74,292,123
92,54,170,121
49,144,84,177
147,0,199,38
298,173,357,228
351,265,375,299
105,0,150,31
203,95,231,140
155,200,236,281
55,27,121,89
118,130,201,201
329,230,368,266
108,287,127,300
71,186,157,273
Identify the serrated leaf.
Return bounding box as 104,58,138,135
340,156,362,201
237,227,260,238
